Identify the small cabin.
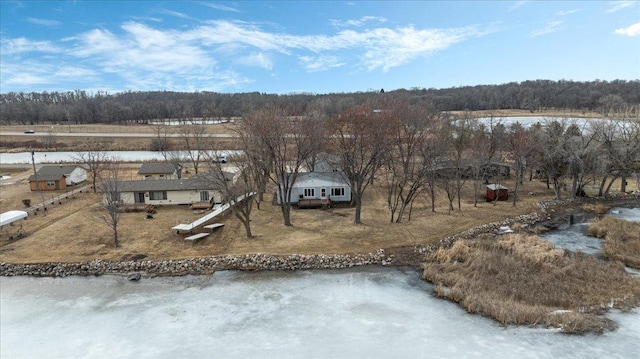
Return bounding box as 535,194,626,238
28,165,87,191
486,184,509,201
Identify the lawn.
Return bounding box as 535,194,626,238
1,166,556,264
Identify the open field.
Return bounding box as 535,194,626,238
422,234,640,334
1,164,561,264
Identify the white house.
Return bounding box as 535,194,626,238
276,172,351,205
113,177,222,206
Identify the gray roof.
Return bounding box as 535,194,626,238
293,171,350,188
28,173,65,181
117,178,217,192
138,163,177,175
28,165,81,181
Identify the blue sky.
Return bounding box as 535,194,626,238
1,1,639,94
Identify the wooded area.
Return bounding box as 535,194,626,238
1,79,638,125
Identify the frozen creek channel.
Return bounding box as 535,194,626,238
2,208,639,358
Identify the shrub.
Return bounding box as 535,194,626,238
422,234,640,334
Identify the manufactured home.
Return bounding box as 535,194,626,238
111,177,222,206
276,172,351,206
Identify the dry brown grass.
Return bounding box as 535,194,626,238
423,234,640,334
587,217,640,268
582,203,610,215
0,168,557,264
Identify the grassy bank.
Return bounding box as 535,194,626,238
422,234,640,334
587,217,640,269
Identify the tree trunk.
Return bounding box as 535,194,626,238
113,227,119,248
281,204,292,226
598,175,608,197
354,194,363,224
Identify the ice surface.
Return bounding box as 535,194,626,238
0,150,242,165
608,207,640,222
541,222,603,255
2,267,639,359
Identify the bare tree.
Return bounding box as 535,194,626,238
177,121,209,175
507,122,537,205
469,119,499,207
239,105,322,226
444,115,473,210
384,100,435,223
75,142,109,192
328,103,393,224
44,129,56,150
420,132,448,212
594,113,640,195
98,162,122,248
204,159,256,238
538,120,572,199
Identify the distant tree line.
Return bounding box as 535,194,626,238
1,79,638,125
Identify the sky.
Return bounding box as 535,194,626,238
1,1,639,95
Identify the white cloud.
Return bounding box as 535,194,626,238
157,8,192,19
0,61,97,87
1,19,490,91
26,17,62,27
238,52,274,70
330,16,387,28
556,9,581,16
530,20,564,37
615,22,640,37
200,2,240,12
188,20,486,72
70,22,215,74
0,37,59,54
605,1,636,13
298,55,345,72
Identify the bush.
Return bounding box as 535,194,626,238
422,234,640,334
588,217,640,268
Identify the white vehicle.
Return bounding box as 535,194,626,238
212,154,228,163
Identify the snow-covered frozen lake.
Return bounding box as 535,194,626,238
0,150,241,165
2,267,639,359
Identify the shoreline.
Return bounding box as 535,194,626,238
2,194,637,278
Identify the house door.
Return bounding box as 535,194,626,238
200,191,210,201
320,188,327,200
135,192,145,204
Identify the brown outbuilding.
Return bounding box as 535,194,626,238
486,184,509,201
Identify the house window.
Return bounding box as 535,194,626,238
200,191,210,201
149,191,167,200
331,187,345,197
304,188,315,197
46,181,56,186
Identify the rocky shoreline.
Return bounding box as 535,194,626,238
1,194,637,278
